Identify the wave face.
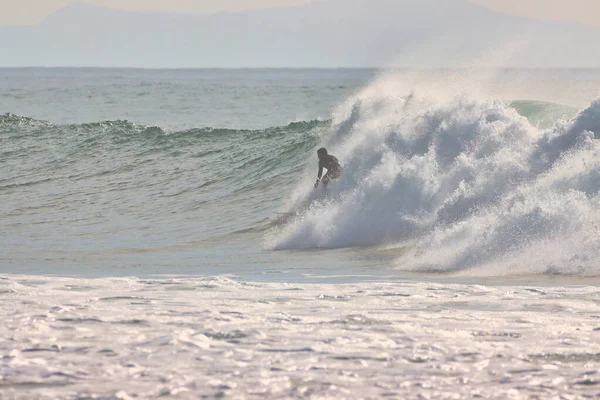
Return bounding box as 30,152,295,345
0,114,326,193
0,113,329,276
0,115,327,217
267,78,600,276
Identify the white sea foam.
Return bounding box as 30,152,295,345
2,275,600,399
267,75,600,275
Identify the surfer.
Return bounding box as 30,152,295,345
314,147,341,189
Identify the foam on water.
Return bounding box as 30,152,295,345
3,274,600,399
267,74,600,276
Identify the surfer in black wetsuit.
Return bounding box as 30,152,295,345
314,147,341,189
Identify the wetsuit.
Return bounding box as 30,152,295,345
317,154,341,185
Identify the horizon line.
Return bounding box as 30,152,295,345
2,66,600,70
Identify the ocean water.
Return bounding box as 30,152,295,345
2,68,600,399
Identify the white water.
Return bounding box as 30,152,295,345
3,275,600,399
268,75,600,276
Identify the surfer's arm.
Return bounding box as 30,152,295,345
315,163,323,188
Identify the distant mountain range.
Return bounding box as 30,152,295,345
2,0,599,67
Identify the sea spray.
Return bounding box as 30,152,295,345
267,81,600,275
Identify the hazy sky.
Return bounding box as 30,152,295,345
1,0,600,27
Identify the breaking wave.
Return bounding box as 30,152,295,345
267,77,600,276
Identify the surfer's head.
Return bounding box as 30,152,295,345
317,147,328,158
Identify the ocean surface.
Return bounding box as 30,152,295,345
2,68,600,399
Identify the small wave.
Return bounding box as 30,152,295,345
0,177,54,190
1,113,329,142
0,113,44,125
